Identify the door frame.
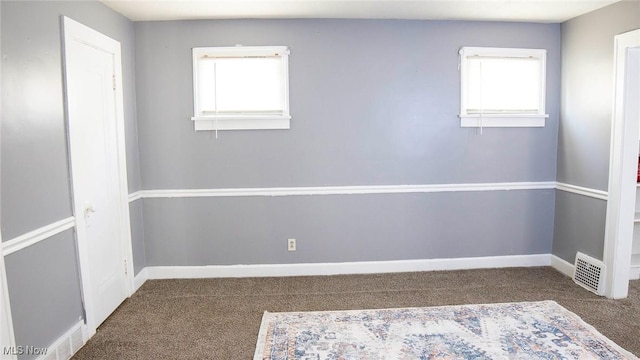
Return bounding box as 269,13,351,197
62,16,134,335
604,28,640,299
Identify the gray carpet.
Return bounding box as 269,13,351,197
72,267,640,359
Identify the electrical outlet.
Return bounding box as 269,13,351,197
288,238,296,251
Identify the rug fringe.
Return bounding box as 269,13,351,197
252,311,271,360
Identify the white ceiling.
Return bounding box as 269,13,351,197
101,0,622,23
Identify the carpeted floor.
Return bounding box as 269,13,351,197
72,267,640,359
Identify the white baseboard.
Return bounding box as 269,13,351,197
38,320,86,360
550,254,575,278
630,266,640,280
146,254,551,279
134,268,148,291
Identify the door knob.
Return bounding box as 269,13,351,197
84,203,96,215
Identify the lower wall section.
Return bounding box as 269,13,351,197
552,190,607,263
143,189,556,266
129,199,146,276
3,229,84,360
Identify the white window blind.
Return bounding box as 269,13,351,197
459,47,548,128
466,57,541,114
198,57,284,115
192,46,290,131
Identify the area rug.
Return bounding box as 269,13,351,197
254,301,638,359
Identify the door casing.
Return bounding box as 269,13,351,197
604,28,640,299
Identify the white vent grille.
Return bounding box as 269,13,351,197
573,252,606,296
38,322,86,360
57,339,72,360
70,326,84,354
43,349,57,360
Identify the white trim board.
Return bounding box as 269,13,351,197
128,191,143,202
603,29,640,299
139,255,640,282
459,115,547,128
134,268,148,291
146,254,551,279
134,181,557,200
556,182,608,201
127,181,607,201
550,254,575,278
1,217,75,257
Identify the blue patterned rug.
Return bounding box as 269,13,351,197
254,301,637,359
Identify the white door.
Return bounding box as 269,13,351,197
604,29,640,299
63,17,133,333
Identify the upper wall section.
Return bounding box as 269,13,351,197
1,0,140,239
558,1,640,191
135,19,561,190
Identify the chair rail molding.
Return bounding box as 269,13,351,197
556,182,608,201
1,217,76,257
131,181,557,199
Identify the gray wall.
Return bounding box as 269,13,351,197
0,0,142,355
552,191,607,262
553,1,640,262
136,20,560,189
144,191,556,266
1,0,142,239
135,19,561,265
4,230,83,359
557,0,640,191
130,200,147,274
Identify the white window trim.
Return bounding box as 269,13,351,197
458,47,548,128
191,46,291,131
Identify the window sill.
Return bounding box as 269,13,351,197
458,114,548,128
191,115,291,131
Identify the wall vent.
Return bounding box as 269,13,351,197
573,252,606,296
39,322,86,360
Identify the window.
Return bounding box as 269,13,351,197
459,47,548,128
191,46,290,131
